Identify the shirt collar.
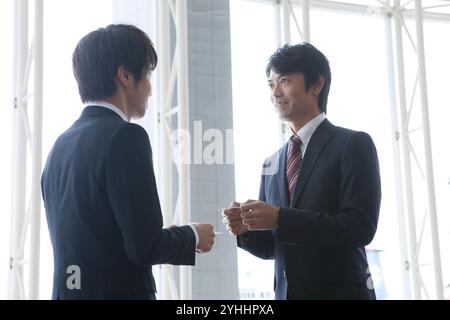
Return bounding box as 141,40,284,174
291,113,326,153
85,100,129,122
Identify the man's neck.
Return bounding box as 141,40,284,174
103,96,130,121
291,111,321,133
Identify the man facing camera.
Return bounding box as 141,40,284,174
41,24,215,299
223,43,381,299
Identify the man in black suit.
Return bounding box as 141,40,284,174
41,24,215,299
223,43,381,299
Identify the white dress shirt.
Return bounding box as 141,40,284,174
293,112,326,156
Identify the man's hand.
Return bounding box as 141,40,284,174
222,201,248,236
240,200,279,230
192,223,215,253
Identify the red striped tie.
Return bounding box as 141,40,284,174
286,135,303,201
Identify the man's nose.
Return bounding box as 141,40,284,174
272,84,282,98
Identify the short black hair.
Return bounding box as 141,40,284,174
72,24,157,103
266,42,331,113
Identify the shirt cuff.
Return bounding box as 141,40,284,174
188,224,199,247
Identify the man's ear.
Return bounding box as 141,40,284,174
312,74,326,96
116,65,130,87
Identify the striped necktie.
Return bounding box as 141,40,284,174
286,135,303,201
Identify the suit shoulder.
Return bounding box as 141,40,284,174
331,127,377,160
110,122,149,142
107,122,152,157
333,126,374,143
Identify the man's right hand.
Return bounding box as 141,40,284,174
222,201,248,236
192,223,215,253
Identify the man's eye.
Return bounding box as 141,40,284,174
280,78,288,83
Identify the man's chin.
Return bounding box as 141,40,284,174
131,110,146,120
140,103,149,116
276,110,290,121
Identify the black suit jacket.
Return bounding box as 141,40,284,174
238,119,381,299
41,106,196,299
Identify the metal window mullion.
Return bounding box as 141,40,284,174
175,0,191,301
28,0,44,300
414,0,444,300
9,0,29,300
302,0,310,42
384,0,412,298
393,0,421,300
282,0,291,43
157,0,177,300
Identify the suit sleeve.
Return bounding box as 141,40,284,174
277,132,381,248
237,167,275,260
105,123,196,267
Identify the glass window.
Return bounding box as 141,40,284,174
230,0,278,299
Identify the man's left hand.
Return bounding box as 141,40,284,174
240,200,279,230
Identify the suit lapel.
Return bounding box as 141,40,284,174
277,143,290,207
290,119,335,208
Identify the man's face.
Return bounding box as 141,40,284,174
268,70,317,123
128,71,152,119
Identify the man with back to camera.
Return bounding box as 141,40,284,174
223,43,381,299
41,24,215,299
